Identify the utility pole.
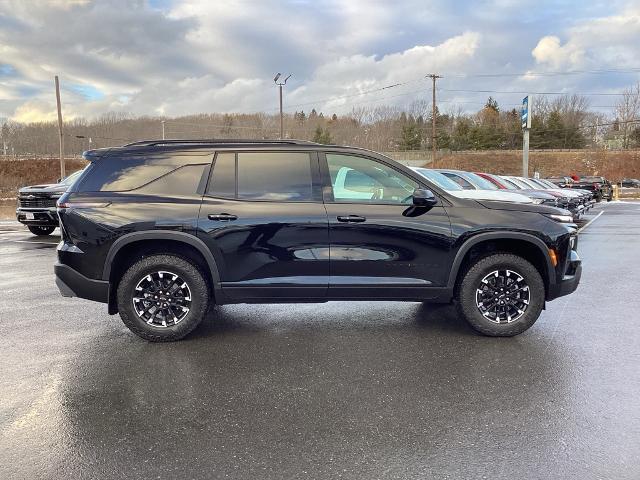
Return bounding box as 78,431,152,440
54,76,65,178
521,95,532,177
427,74,441,167
274,73,292,139
161,120,165,140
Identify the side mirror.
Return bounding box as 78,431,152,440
56,178,62,183
412,188,437,207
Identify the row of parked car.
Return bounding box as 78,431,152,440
408,168,598,222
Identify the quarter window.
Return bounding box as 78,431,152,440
136,164,209,197
326,154,418,204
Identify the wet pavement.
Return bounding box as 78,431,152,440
1,202,639,479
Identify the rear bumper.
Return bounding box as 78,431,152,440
54,262,109,303
547,250,582,301
16,207,59,227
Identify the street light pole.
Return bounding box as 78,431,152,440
161,120,165,140
274,73,292,139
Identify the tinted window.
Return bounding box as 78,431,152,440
137,164,208,196
237,152,313,201
78,154,209,192
327,154,417,204
207,153,236,198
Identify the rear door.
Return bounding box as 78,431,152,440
321,152,452,300
197,150,330,301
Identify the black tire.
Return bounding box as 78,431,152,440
455,253,544,337
117,254,210,342
28,225,55,236
595,193,603,202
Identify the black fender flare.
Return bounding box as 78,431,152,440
102,231,221,292
446,231,555,289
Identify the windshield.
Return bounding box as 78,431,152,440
516,177,540,189
528,178,548,189
60,168,85,186
412,168,463,191
439,171,475,190
461,172,499,190
498,177,520,190
504,177,530,189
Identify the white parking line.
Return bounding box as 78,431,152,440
578,210,604,233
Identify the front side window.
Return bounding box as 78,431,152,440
326,154,418,204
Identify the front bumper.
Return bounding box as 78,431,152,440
547,250,582,300
54,262,109,304
16,207,59,227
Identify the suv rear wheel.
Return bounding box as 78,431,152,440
117,254,209,342
28,225,55,236
456,253,544,336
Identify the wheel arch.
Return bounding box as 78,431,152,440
103,231,221,314
448,232,554,294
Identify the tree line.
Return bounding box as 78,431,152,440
2,84,640,156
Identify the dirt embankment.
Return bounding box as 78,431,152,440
0,157,88,219
386,149,640,179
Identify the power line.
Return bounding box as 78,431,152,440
445,67,640,78
438,88,626,97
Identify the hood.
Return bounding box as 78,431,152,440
449,190,533,203
19,182,67,194
513,189,556,200
476,200,568,215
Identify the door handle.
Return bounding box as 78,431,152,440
337,215,366,223
208,213,238,221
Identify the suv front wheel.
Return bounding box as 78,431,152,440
117,254,210,342
456,253,545,336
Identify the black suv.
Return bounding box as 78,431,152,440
55,139,582,341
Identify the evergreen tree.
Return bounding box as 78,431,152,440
312,126,332,144
399,123,422,150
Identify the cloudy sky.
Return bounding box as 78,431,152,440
1,0,639,123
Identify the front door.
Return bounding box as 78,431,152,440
197,150,329,301
321,152,452,300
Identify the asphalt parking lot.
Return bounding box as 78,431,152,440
1,202,639,479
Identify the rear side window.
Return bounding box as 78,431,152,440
206,151,314,202
77,153,210,192
136,164,209,196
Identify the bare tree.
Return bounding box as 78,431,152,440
615,82,640,149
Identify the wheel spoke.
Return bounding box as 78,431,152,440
476,269,530,324
132,270,192,328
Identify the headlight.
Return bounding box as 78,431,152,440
544,213,574,223
531,198,544,204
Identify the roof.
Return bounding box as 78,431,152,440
122,138,319,147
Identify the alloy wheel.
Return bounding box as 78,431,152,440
475,269,530,324
132,270,192,327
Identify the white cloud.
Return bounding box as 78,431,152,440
1,0,639,122
532,6,640,70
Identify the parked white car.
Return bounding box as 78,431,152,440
411,168,533,204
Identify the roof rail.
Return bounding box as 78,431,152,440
122,138,318,147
